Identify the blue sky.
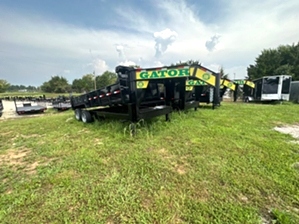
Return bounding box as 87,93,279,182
0,0,298,86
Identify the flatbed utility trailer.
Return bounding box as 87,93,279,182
243,75,291,102
14,98,47,115
0,99,3,117
52,96,72,111
71,64,216,124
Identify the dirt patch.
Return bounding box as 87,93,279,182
0,148,31,165
0,148,43,175
157,148,173,160
274,124,299,144
175,164,186,175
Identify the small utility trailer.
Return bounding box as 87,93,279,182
52,96,72,111
14,98,47,115
0,99,3,117
243,75,292,102
71,64,215,125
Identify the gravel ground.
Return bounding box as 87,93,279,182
0,100,53,120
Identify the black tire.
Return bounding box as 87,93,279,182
75,109,82,121
81,110,94,123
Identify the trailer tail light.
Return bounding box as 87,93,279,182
160,97,164,100
114,90,120,94
93,96,98,99
100,94,104,98
88,98,92,100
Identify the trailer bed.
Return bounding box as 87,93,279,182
52,102,72,111
14,101,47,115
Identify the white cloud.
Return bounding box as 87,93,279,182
153,61,164,67
93,59,109,75
115,44,125,60
153,28,178,58
119,60,136,67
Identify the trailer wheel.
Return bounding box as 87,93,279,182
75,109,82,121
81,110,94,123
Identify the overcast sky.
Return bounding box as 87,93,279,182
0,0,298,86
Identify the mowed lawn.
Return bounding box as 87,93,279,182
0,102,299,223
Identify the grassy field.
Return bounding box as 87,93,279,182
0,102,299,223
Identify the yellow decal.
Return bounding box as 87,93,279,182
245,81,255,88
186,80,207,86
221,79,236,91
136,80,149,89
136,67,189,80
190,67,216,86
185,86,194,91
220,85,224,89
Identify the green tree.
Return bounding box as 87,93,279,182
247,42,299,80
96,71,117,89
72,74,96,93
0,79,10,93
40,76,70,93
219,66,229,79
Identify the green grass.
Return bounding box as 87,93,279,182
1,102,299,223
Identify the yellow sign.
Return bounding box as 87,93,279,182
221,79,236,91
185,86,194,91
186,80,207,86
189,67,216,86
245,81,255,88
136,80,149,89
136,67,189,80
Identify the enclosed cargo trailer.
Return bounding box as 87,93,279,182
243,75,291,102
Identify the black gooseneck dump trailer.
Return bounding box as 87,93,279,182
71,64,217,125
0,99,3,117
232,79,255,102
185,66,222,109
71,65,173,124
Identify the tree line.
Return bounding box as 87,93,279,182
1,42,298,93
0,70,117,94
247,42,299,80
